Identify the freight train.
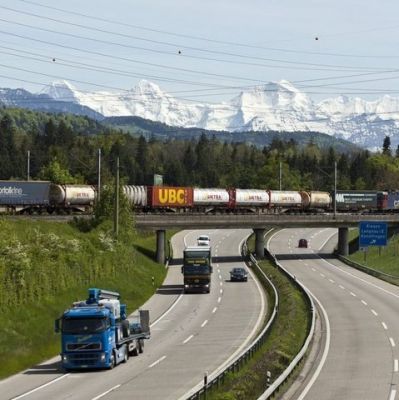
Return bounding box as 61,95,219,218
1,181,398,214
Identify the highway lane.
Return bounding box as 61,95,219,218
269,228,399,400
1,229,265,400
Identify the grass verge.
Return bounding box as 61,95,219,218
207,237,309,400
0,218,173,379
347,230,399,277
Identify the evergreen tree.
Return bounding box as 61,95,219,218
382,136,391,156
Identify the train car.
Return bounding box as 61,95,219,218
0,180,51,213
307,191,332,209
193,188,230,209
385,192,399,211
269,191,302,208
123,185,147,207
334,190,379,211
233,189,269,206
49,184,96,212
147,186,194,208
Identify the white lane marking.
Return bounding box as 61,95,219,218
320,273,325,278
148,355,166,368
371,309,378,316
361,300,368,306
217,297,221,303
389,389,396,400
220,282,223,286
339,285,345,290
382,322,388,330
212,307,218,313
350,292,357,297
91,384,121,400
311,267,315,271
395,359,399,372
218,269,221,273
183,335,194,344
201,320,208,328
297,291,331,400
10,374,70,399
220,289,223,294
319,257,399,301
390,338,396,347
150,294,183,327
329,279,335,284
219,275,222,280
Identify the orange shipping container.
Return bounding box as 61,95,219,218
148,186,194,207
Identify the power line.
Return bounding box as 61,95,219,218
0,17,384,73
15,0,399,60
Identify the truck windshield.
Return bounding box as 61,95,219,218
185,251,209,259
183,265,211,275
62,318,108,334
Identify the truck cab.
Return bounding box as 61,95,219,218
182,246,213,293
55,288,150,370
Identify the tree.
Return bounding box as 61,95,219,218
382,136,391,156
39,159,80,184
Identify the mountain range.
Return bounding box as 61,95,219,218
1,79,399,150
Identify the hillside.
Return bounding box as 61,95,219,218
103,115,359,152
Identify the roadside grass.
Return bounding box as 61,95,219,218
208,237,309,400
0,218,172,379
347,230,399,277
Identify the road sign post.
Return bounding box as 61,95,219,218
359,221,388,248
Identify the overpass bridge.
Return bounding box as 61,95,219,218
135,213,399,262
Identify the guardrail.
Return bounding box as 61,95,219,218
337,254,399,286
256,244,316,399
185,242,279,400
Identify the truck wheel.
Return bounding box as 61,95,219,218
108,353,116,369
138,339,144,354
131,347,138,356
121,320,130,338
123,348,129,363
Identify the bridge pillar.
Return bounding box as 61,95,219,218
156,229,166,264
337,227,349,256
254,229,265,259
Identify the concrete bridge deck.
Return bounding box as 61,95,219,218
135,213,399,263
135,213,399,230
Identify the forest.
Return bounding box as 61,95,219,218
1,107,399,192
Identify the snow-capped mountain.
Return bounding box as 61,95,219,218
3,79,399,149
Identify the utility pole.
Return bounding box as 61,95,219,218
97,148,101,202
114,157,119,238
27,150,30,181
334,161,337,218
279,161,282,191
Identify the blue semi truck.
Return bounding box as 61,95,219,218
55,288,150,370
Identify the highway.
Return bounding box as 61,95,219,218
0,229,266,400
269,228,399,400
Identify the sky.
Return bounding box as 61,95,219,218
1,0,399,105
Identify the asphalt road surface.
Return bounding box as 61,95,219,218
269,228,399,400
0,229,266,400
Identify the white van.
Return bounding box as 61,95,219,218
197,235,210,246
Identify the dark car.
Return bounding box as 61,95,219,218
298,238,308,248
230,267,248,282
